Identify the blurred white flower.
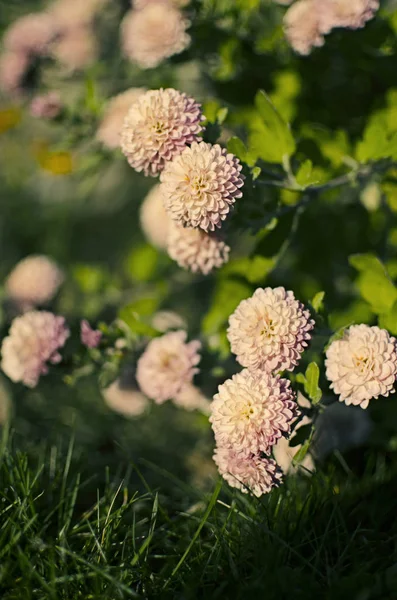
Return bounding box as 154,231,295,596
121,4,190,69
102,380,148,417
284,0,328,55
136,330,201,404
3,12,58,57
49,0,108,29
167,223,230,275
96,87,147,150
325,324,397,409
140,184,171,249
120,88,204,177
6,255,64,311
173,383,211,413
160,142,244,231
51,26,98,71
1,311,69,388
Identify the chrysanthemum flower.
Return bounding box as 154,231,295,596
173,383,211,413
213,446,283,497
325,0,379,30
1,311,69,388
160,142,244,231
49,0,108,29
140,184,171,249
121,4,190,69
167,223,230,275
30,92,62,119
283,0,328,55
96,87,146,150
51,26,98,71
3,12,58,56
120,88,204,177
5,255,64,311
80,320,102,348
210,369,298,455
0,52,29,96
227,287,314,373
136,330,201,404
325,324,397,409
102,380,148,417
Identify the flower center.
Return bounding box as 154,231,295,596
260,311,279,338
353,354,373,374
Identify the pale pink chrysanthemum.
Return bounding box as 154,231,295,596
227,287,314,373
96,87,147,150
121,5,190,69
167,222,230,275
140,184,171,249
209,369,298,455
160,142,244,232
151,310,187,332
120,88,204,177
5,255,64,311
30,92,62,119
1,311,69,388
325,324,397,409
173,383,211,414
51,26,98,71
3,13,58,56
49,0,108,30
102,380,148,417
136,330,201,404
0,52,29,96
326,0,379,30
80,320,102,348
273,392,315,474
283,0,330,55
213,446,283,497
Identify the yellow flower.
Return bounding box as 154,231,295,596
39,149,73,175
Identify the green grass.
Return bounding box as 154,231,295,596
1,423,397,600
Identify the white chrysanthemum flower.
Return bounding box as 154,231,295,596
5,255,64,311
121,5,190,69
140,184,171,249
136,330,201,404
49,0,108,29
96,87,147,150
151,310,187,332
326,0,379,30
160,142,244,232
120,88,204,177
103,380,148,417
210,369,298,455
273,392,315,474
227,287,314,373
167,223,230,275
3,12,58,56
213,446,283,497
173,383,211,413
325,324,397,409
284,0,328,55
51,26,98,71
1,311,69,388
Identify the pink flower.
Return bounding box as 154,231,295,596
209,369,298,455
30,92,62,119
3,12,58,57
80,320,102,349
140,184,171,249
0,52,29,97
121,4,190,69
160,142,244,232
51,26,98,71
5,255,64,310
213,446,282,497
227,287,314,373
1,311,69,388
167,223,230,274
96,87,147,150
120,88,204,177
136,330,201,404
325,324,397,409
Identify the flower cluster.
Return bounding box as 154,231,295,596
136,330,201,404
121,2,190,69
210,286,315,496
5,255,64,311
167,223,230,275
325,324,397,409
283,0,379,55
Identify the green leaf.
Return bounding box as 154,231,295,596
248,90,296,164
202,279,251,336
305,363,322,404
311,291,325,313
292,434,313,465
295,160,315,188
325,325,350,351
118,297,161,337
223,256,275,284
227,136,249,163
356,116,397,162
125,245,158,282
349,254,397,315
379,301,397,335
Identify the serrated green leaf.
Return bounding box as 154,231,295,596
304,363,322,404
349,253,386,275
227,136,248,162
311,291,325,313
350,253,397,315
295,160,313,187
